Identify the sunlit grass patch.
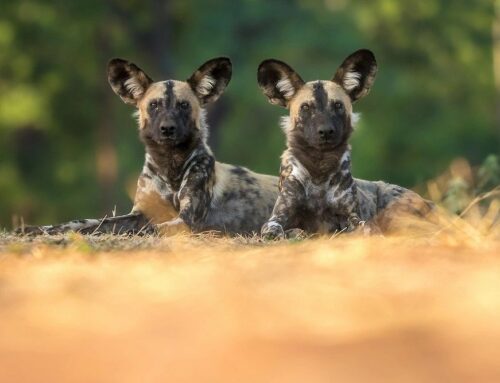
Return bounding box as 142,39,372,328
0,160,498,382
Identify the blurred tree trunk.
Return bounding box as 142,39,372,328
96,22,118,214
149,0,174,75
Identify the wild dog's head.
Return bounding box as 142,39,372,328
258,49,377,151
108,57,232,149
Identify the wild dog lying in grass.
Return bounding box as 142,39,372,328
258,49,433,239
18,58,278,236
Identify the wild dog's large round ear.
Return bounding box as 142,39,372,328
107,58,153,106
187,57,232,106
332,49,377,102
257,59,305,108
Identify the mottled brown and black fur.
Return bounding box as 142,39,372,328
258,49,433,239
19,58,278,236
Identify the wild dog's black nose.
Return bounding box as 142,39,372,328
160,125,176,137
318,128,334,139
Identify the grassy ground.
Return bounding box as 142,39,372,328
1,205,499,382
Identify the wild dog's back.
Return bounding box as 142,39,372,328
355,178,435,233
205,162,278,234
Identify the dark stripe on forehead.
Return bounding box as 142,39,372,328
164,80,175,108
313,81,327,111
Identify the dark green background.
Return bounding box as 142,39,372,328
0,0,498,228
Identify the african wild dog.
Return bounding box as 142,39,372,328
18,57,278,236
258,49,433,239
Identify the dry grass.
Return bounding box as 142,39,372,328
1,205,499,383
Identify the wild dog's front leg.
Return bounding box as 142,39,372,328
156,217,190,236
261,175,305,240
261,207,286,240
332,178,363,233
158,159,213,235
345,202,362,232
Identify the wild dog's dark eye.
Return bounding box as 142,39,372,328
149,101,158,109
300,103,310,112
334,101,344,111
178,101,190,110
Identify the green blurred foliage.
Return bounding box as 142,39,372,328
0,0,498,228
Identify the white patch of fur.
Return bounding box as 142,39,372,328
351,112,360,128
141,156,162,194
276,77,295,99
132,110,140,125
280,116,291,133
197,75,216,96
57,219,101,232
340,149,351,164
340,148,351,175
343,71,361,91
124,77,145,99
178,163,193,194
198,108,211,145
290,160,310,185
329,186,349,201
265,221,284,231
268,221,282,227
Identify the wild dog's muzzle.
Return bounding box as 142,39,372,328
158,118,177,140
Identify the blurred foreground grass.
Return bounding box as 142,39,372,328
1,201,499,382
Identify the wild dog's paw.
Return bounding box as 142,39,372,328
261,221,285,240
345,219,382,236
345,215,362,233
285,228,307,240
357,220,373,236
361,221,383,236
156,217,190,236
